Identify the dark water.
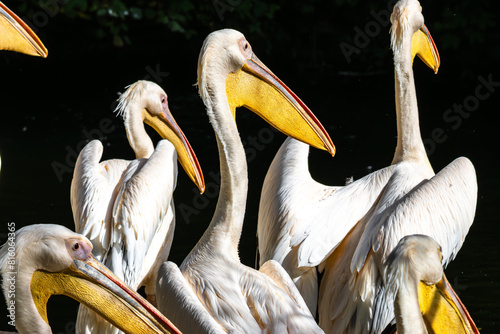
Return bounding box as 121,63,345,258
0,22,498,333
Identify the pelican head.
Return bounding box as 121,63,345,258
197,28,335,156
385,234,479,334
0,224,181,334
117,80,205,193
390,0,440,73
0,2,47,57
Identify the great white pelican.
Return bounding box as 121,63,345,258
71,81,204,333
384,234,478,334
155,29,334,333
258,0,478,332
318,1,477,333
0,224,182,334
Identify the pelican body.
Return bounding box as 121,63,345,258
318,2,478,333
258,0,478,332
156,29,334,333
71,81,204,333
0,224,181,334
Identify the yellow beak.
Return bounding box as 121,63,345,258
143,108,205,194
31,254,182,334
411,24,440,73
0,1,48,57
418,274,479,333
225,54,335,156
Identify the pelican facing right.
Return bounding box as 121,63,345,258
257,0,478,332
318,1,477,332
156,29,334,333
1,1,48,174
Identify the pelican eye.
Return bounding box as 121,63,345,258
73,242,80,251
238,38,252,57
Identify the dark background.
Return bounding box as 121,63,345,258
0,0,498,332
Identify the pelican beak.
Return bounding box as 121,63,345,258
0,2,48,57
225,54,335,156
30,254,182,334
143,108,205,194
418,274,479,333
411,24,440,73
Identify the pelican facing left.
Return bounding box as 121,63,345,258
384,234,478,334
0,224,181,334
72,81,204,333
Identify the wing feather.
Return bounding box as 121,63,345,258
258,138,395,313
157,262,226,334
319,157,477,334
71,140,130,259
106,140,177,289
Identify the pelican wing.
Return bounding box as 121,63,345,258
320,157,477,334
157,262,226,334
71,140,130,259
352,157,477,274
106,140,178,288
259,260,312,315
258,138,395,312
259,138,396,269
240,264,324,333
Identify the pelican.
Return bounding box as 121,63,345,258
0,1,47,57
155,29,334,333
384,234,478,333
315,1,477,333
0,224,181,334
71,80,204,333
256,0,441,315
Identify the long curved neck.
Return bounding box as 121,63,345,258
394,277,428,334
391,30,429,166
15,267,52,333
196,77,248,259
124,102,154,159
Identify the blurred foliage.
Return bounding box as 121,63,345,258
12,0,499,79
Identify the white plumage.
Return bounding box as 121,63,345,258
258,137,396,313
72,80,203,333
0,224,182,334
383,234,478,333
257,0,477,332
156,28,334,333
